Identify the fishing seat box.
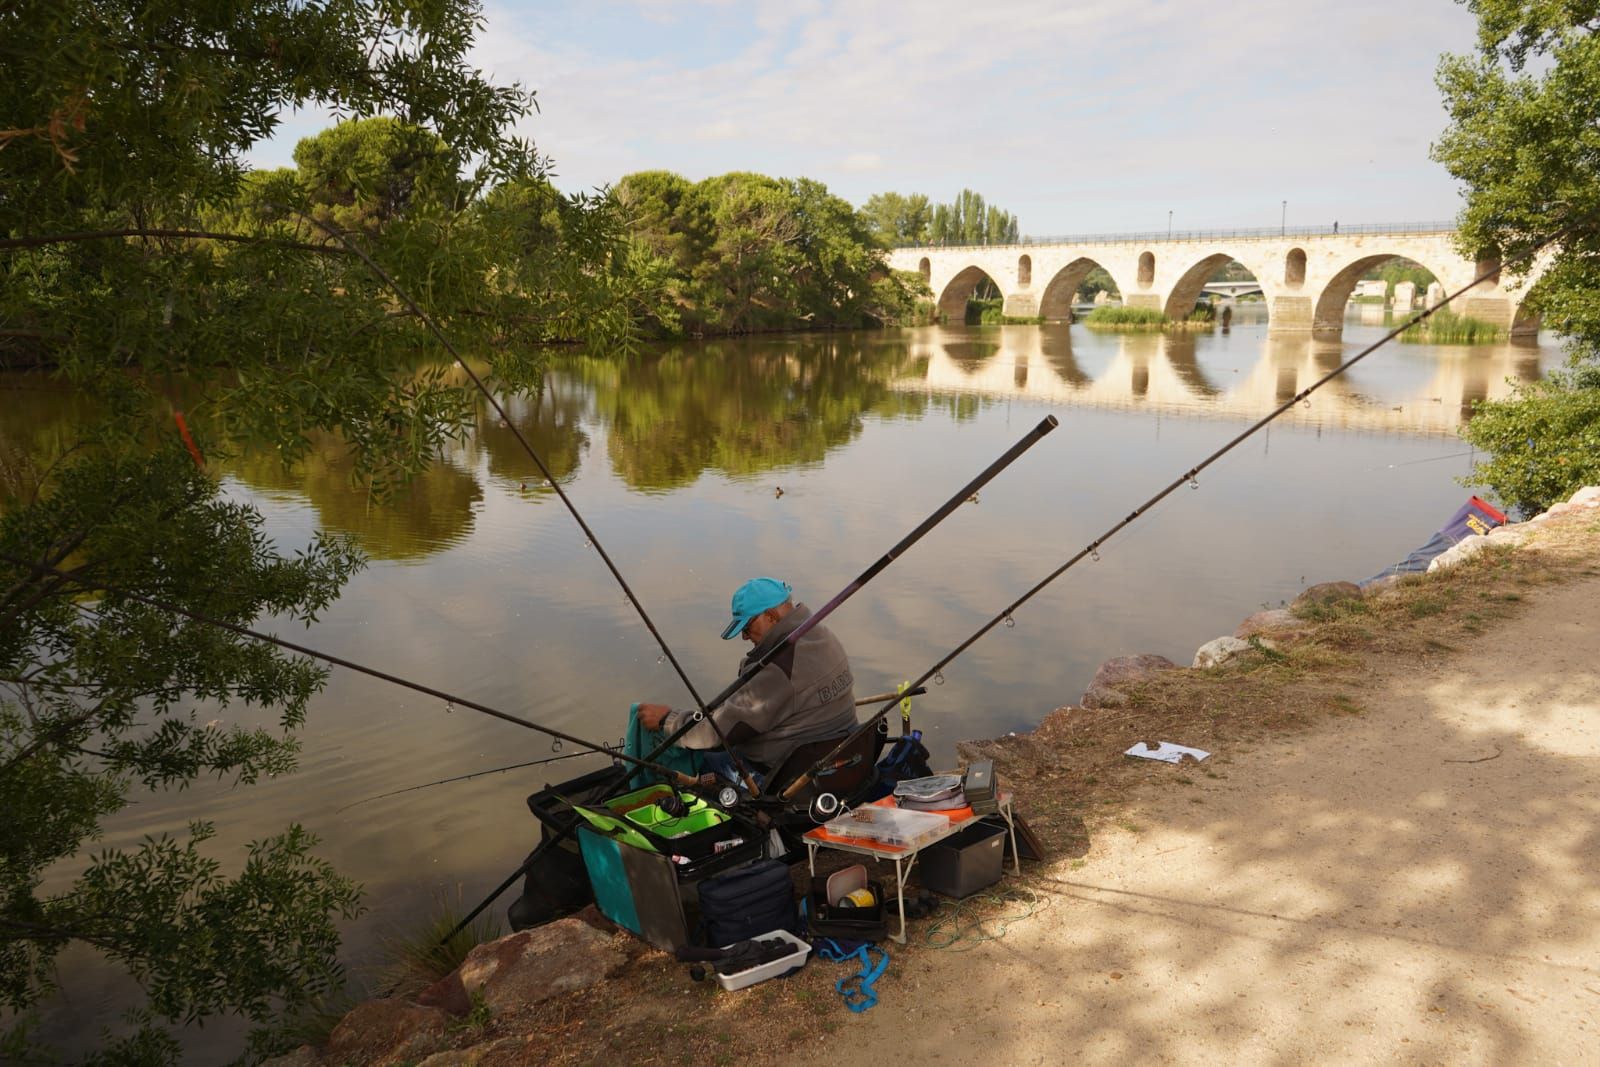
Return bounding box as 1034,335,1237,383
917,820,1007,899
572,784,763,951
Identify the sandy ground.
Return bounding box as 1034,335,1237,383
812,570,1600,1065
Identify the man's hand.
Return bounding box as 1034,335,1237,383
637,703,671,731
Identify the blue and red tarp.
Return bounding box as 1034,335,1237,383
1364,496,1508,585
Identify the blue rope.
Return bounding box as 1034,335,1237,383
815,938,889,1012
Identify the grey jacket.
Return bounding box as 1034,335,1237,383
663,603,858,767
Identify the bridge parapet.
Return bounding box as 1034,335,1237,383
890,226,1541,340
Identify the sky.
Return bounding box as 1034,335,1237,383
250,0,1484,237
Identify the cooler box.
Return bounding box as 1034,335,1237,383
917,820,1006,898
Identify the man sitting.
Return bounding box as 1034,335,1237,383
637,577,858,786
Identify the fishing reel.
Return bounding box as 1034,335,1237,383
808,792,841,823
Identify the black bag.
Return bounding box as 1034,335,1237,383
697,859,797,946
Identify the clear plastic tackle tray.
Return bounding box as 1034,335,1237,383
821,805,951,850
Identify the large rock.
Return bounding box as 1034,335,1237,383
1234,608,1301,639
419,1037,538,1066
326,999,450,1066
1428,536,1493,572
1289,581,1362,615
1569,485,1600,506
260,1048,319,1067
1081,654,1178,709
453,918,627,1017
1192,636,1253,669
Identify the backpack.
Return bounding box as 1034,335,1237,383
864,730,935,801
697,860,798,945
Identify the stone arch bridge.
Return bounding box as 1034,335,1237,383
888,226,1541,339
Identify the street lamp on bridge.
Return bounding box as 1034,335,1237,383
1281,200,1286,237
1167,210,1172,239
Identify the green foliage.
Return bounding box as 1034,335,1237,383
378,893,502,999
1397,309,1506,344
615,170,910,335
1432,2,1600,510
1362,259,1437,296
1459,365,1600,513
1084,306,1168,330
1075,266,1120,301
0,1,632,1059
861,192,933,245
863,188,1020,246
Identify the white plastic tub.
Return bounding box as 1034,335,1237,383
714,929,811,991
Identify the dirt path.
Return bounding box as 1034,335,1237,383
814,570,1600,1065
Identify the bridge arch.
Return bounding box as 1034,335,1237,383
1017,254,1032,287
1038,257,1126,322
1313,253,1448,332
935,265,1001,322
918,256,931,282
1163,252,1242,320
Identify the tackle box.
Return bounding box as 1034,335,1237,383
820,804,950,850
803,866,889,943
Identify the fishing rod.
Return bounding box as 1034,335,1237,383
0,553,702,788
641,415,1058,763
781,252,1540,801
340,687,930,812
292,213,763,796
438,419,1058,940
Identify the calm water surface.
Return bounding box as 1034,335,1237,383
10,309,1562,1054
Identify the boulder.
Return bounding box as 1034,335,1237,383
1427,535,1493,573
1487,525,1530,547
1234,608,1300,639
326,1000,449,1066
261,1048,319,1067
1569,486,1600,506
1192,636,1253,669
419,1038,537,1066
1081,654,1178,709
1289,581,1362,615
454,918,627,1017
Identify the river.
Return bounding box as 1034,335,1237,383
10,306,1564,1056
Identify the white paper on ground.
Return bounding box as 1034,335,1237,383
1125,741,1210,764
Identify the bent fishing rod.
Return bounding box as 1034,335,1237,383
781,252,1541,802
0,553,701,788
293,213,762,796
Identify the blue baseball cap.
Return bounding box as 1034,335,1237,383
721,577,792,640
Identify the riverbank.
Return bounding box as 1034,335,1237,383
268,488,1600,1066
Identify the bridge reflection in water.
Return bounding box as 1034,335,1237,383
893,325,1546,437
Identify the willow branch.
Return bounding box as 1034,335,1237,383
0,229,351,255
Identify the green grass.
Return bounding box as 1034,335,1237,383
1084,305,1168,330
1398,309,1507,344
377,891,503,998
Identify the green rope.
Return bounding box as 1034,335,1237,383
923,885,1050,950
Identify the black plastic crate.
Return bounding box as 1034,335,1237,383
918,820,1006,898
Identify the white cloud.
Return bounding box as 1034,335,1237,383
251,0,1482,231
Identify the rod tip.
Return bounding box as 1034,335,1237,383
1042,414,1060,429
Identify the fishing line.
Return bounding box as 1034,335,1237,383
336,745,612,813
289,212,774,795
787,240,1558,798
0,553,698,786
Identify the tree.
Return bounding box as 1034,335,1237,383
1,0,630,1058
860,192,932,246
1432,1,1600,511
616,171,910,335
878,188,1021,246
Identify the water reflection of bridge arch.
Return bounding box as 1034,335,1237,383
893,326,1544,437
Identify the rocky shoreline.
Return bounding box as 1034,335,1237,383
268,486,1600,1067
